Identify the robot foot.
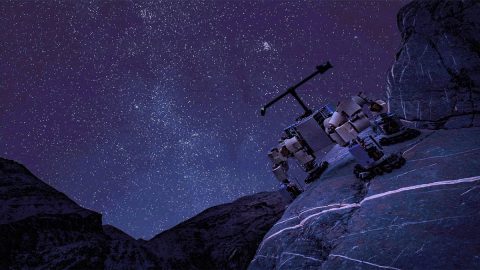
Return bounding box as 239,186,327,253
379,128,421,146
354,153,406,181
286,184,302,198
305,161,329,184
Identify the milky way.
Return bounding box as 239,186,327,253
0,0,408,239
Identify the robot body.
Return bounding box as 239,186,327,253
267,105,334,196
325,93,408,180
262,63,418,196
348,136,384,169
284,105,335,153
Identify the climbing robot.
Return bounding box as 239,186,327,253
261,62,420,197
323,93,411,180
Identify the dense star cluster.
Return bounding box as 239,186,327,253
0,0,407,239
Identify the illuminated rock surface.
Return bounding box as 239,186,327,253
249,127,480,269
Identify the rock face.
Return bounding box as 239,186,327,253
0,157,289,270
146,192,290,270
387,0,480,129
249,127,480,269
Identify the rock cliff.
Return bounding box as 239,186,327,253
387,0,480,129
249,1,480,269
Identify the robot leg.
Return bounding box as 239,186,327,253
372,113,421,146
304,161,329,184
272,163,302,197
293,149,329,184
349,136,406,180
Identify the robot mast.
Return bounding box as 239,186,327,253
260,62,333,119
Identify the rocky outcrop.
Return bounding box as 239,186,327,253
147,192,290,270
0,157,288,269
387,0,480,129
0,158,159,269
0,158,108,269
249,127,480,269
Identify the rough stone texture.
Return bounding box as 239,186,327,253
102,225,159,270
0,157,288,269
249,127,480,269
0,158,159,269
0,158,108,269
146,191,291,270
386,0,480,129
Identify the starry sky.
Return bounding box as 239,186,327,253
0,0,408,239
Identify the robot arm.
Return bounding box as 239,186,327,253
268,136,318,182
369,99,388,116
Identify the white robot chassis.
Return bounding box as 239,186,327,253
261,63,420,197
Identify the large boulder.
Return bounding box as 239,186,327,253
387,0,480,129
249,127,480,269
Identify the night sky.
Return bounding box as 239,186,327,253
0,0,408,239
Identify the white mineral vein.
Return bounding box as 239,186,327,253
277,252,323,269
329,254,401,270
274,203,349,227
277,257,295,269
282,252,322,263
392,163,437,179
259,175,480,251
250,254,278,263
410,147,480,162
461,186,479,196
340,214,477,239
415,243,426,254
